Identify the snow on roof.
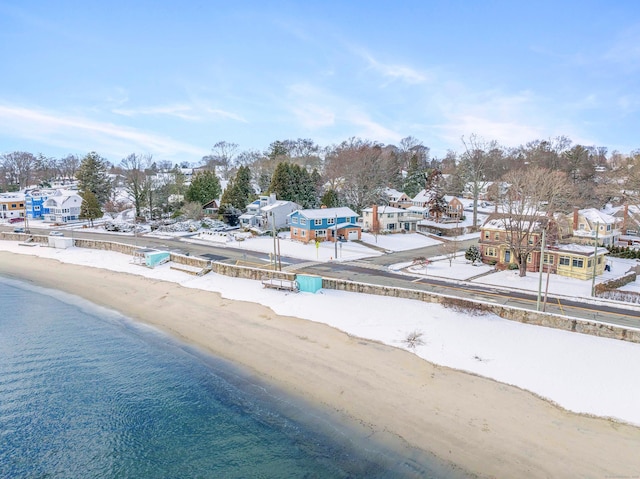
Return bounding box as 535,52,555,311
362,206,407,214
553,244,608,256
261,200,296,212
412,189,430,203
383,187,404,199
482,216,543,231
579,208,617,225
290,207,358,219
407,206,427,213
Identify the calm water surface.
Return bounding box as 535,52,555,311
0,276,470,478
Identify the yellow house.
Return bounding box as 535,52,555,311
549,244,608,280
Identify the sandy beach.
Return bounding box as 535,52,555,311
2,251,639,478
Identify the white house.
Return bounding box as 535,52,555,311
361,205,422,232
239,194,300,230
42,190,83,223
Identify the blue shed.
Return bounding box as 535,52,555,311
296,274,323,293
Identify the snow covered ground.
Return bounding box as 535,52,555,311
1,239,640,426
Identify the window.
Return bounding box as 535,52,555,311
494,233,500,240
301,230,306,237
572,258,584,268
527,254,532,263
486,247,496,257
484,231,490,239
314,219,323,226
587,259,592,268
606,224,611,231
300,218,307,225
579,223,585,230
559,256,570,266
316,229,326,237
291,217,298,223
543,254,554,264
387,213,393,218
293,228,298,235
598,256,602,264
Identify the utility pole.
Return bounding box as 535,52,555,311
334,213,338,259
591,222,599,297
271,212,277,270
536,228,546,311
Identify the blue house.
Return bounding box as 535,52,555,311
25,189,54,220
288,207,361,243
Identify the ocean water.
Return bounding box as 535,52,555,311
0,276,470,479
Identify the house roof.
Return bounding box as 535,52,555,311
552,244,608,256
481,213,546,231
43,191,82,207
362,206,407,214
261,200,298,212
578,208,617,225
412,189,430,203
289,207,358,219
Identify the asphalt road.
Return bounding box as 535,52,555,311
3,225,639,331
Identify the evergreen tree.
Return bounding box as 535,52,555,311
185,170,221,205
296,166,317,208
79,190,103,227
403,154,427,198
234,165,254,208
465,245,482,264
321,189,340,208
425,169,447,220
76,151,112,204
269,162,294,201
220,165,254,210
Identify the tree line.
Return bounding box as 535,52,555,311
2,134,640,227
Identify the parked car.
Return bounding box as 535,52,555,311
13,227,25,233
49,231,64,236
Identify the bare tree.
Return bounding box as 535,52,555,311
59,154,80,184
1,151,37,189
460,135,497,230
181,201,204,220
202,141,239,180
497,167,569,277
120,153,151,218
439,238,459,267
103,198,131,219
325,138,390,212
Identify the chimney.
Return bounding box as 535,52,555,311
572,207,579,231
372,204,379,231
622,203,629,233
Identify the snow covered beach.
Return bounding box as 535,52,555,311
1,240,639,478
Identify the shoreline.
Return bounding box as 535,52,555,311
2,251,640,478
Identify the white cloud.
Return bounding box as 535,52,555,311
357,50,429,84
0,104,208,160
112,102,247,123
345,110,403,144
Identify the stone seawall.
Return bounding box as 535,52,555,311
2,234,637,343
322,277,640,344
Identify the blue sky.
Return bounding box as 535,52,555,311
1,1,639,165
